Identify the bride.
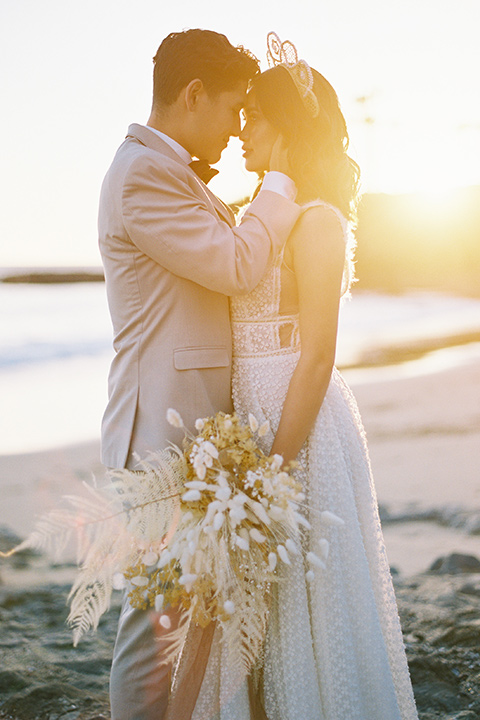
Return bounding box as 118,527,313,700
183,34,418,720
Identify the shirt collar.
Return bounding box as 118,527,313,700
143,125,192,165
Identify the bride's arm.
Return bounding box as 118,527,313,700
269,206,346,464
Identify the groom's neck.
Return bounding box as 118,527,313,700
147,107,192,156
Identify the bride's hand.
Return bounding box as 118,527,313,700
269,135,291,176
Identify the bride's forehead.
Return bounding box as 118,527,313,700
244,91,260,112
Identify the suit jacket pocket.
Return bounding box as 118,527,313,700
173,346,229,370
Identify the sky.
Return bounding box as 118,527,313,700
1,0,479,266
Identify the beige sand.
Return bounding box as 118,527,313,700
1,343,479,578
344,343,480,574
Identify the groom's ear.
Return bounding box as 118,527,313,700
184,79,205,112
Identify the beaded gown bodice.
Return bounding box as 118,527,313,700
230,200,349,362
230,248,301,359
190,203,418,720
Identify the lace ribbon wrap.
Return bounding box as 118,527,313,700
266,31,320,118
232,316,300,358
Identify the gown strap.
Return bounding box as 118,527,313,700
298,200,349,238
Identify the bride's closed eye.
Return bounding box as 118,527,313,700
242,107,260,125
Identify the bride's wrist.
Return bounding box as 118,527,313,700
262,172,297,202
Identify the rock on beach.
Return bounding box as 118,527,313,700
1,551,480,719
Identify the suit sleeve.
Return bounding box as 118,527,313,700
121,155,301,295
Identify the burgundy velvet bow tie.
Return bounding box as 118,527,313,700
189,159,219,184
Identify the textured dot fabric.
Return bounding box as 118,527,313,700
191,202,418,720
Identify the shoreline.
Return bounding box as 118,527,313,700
340,332,480,370
0,267,104,283
1,340,479,578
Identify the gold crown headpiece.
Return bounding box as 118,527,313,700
266,32,319,118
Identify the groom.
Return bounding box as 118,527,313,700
99,29,300,719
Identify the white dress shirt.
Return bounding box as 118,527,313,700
142,125,296,201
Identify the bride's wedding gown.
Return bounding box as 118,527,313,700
191,202,418,720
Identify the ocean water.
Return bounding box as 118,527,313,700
1,282,480,455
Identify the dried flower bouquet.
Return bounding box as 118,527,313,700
1,409,341,674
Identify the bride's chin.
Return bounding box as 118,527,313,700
244,160,264,174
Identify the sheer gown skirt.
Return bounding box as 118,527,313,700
190,350,418,720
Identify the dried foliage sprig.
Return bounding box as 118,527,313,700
0,410,341,674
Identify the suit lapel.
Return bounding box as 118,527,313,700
126,124,183,164
126,124,235,228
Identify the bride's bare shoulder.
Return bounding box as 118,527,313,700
290,201,347,251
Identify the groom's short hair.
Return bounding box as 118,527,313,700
152,29,259,107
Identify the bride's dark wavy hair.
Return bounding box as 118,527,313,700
250,65,361,224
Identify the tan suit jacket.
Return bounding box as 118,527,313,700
98,123,300,469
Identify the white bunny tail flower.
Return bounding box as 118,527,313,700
195,418,205,431
250,528,267,543
320,510,345,527
202,441,219,459
184,480,208,490
318,538,330,561
229,505,248,522
154,594,164,613
307,551,327,570
223,600,235,615
268,552,277,571
258,420,270,437
293,511,311,530
232,492,248,506
157,549,172,568
159,614,171,629
247,499,271,525
285,538,300,555
166,408,184,428
306,570,315,583
142,551,159,567
131,575,149,587
179,573,198,586
277,544,291,565
193,463,207,480
270,454,284,471
248,413,259,432
213,512,225,531
112,573,126,590
239,527,250,542
182,489,202,502
268,505,284,521
236,536,250,551
216,472,229,488
215,486,231,501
